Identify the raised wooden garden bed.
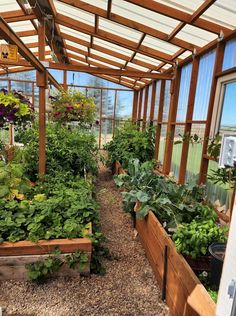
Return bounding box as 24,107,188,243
115,162,216,316
0,235,92,280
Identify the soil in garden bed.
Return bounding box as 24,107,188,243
0,166,169,316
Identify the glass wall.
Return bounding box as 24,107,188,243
222,38,236,71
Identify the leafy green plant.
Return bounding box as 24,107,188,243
0,161,30,200
174,132,201,145
173,220,228,259
104,122,155,168
15,123,98,181
49,89,96,125
26,247,88,281
207,135,221,159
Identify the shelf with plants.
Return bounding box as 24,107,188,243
0,90,109,281
114,159,228,316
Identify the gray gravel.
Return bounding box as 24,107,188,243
0,166,169,316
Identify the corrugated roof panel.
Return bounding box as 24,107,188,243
126,62,149,71
90,49,126,64
21,35,38,44
65,40,88,52
99,17,142,42
135,53,162,65
59,25,91,42
70,58,88,66
155,0,204,14
9,21,34,32
178,50,192,59
142,35,180,54
0,0,21,12
67,50,86,59
81,0,107,10
202,0,236,29
176,25,217,46
88,57,120,69
54,0,95,26
93,38,133,56
112,0,179,33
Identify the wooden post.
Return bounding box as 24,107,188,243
142,85,149,130
63,70,68,90
154,80,165,160
163,68,181,175
199,42,225,184
137,89,143,127
178,57,200,184
132,90,138,123
149,81,157,125
99,89,102,149
37,18,46,177
113,90,117,137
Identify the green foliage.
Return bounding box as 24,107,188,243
208,289,218,303
174,132,201,145
0,90,33,127
207,135,221,159
0,161,30,200
104,122,155,168
26,247,88,281
49,89,96,125
208,167,236,188
115,159,216,229
173,220,228,259
15,123,98,181
0,174,98,243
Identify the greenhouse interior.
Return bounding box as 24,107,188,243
0,0,236,315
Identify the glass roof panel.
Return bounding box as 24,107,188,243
155,0,204,14
99,18,142,42
162,64,172,69
81,0,107,10
0,0,21,12
8,21,34,32
65,40,88,51
90,49,126,64
176,25,217,46
126,62,149,71
112,0,179,33
59,25,90,42
202,0,236,29
54,0,94,26
142,35,180,54
178,50,192,59
93,38,133,56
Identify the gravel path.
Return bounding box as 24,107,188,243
0,166,169,316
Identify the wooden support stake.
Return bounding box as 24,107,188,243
142,85,149,130
199,42,225,184
154,80,166,160
137,89,143,127
113,90,117,137
99,89,103,149
178,57,200,184
63,70,68,90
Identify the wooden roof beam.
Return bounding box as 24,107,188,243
48,62,172,79
57,0,196,51
124,0,231,35
27,0,69,64
56,13,175,64
16,0,38,31
168,0,217,40
1,10,36,23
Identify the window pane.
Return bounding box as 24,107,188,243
185,124,205,183
162,80,171,122
101,119,113,147
146,85,153,121
176,63,192,122
102,90,115,119
158,124,167,163
154,81,161,121
115,91,133,120
219,81,236,135
193,50,216,120
171,125,185,179
222,38,236,71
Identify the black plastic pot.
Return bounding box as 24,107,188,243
209,243,226,290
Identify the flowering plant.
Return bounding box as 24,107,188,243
50,89,96,125
0,89,33,127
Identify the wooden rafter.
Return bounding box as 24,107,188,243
16,0,38,31
56,14,175,64
124,0,231,35
168,0,217,40
57,0,197,51
48,62,172,79
27,0,69,64
1,10,36,23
